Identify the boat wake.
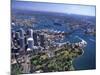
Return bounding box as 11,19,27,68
75,36,87,45
89,39,95,42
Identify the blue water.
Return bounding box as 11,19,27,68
65,29,96,70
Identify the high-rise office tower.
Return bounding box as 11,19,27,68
39,34,45,48
19,38,25,49
33,32,38,46
11,31,16,39
15,32,20,40
19,28,25,49
28,29,33,38
27,37,34,51
19,28,25,38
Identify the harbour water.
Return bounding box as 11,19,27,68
74,35,96,70
65,29,96,70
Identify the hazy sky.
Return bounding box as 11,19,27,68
12,1,96,16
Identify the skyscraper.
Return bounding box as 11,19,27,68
28,29,33,38
19,28,25,49
39,34,45,48
11,31,15,39
19,38,25,49
19,28,25,38
33,32,38,46
15,31,20,40
27,37,34,51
